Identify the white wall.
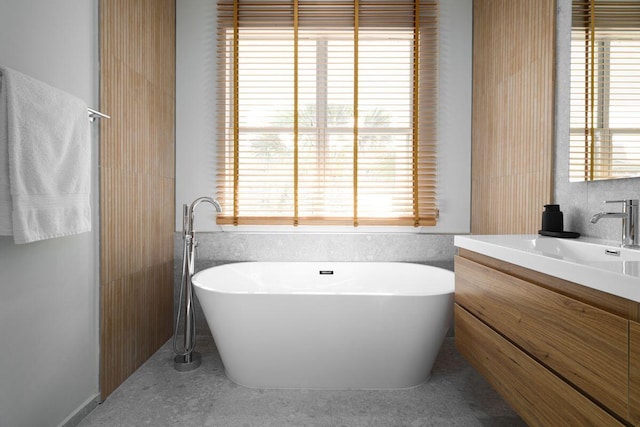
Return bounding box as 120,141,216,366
554,0,640,242
175,0,472,235
0,1,100,426
176,0,218,231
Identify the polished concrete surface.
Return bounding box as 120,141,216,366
78,335,525,426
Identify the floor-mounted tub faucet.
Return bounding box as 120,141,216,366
174,197,222,371
591,199,639,248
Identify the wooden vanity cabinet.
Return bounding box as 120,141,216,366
455,306,623,426
455,249,639,426
631,321,640,425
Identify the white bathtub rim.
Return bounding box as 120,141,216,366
192,261,454,297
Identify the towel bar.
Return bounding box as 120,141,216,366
88,108,110,121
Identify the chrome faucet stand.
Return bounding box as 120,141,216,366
173,197,222,372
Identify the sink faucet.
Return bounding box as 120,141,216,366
590,199,639,248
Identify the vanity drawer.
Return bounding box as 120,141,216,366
630,321,640,424
455,256,629,418
455,305,624,427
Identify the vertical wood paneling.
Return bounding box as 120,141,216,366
471,0,556,234
99,0,176,400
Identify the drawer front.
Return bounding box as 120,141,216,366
455,305,624,427
630,321,640,424
455,256,629,418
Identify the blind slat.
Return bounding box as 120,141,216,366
573,0,640,28
219,0,437,28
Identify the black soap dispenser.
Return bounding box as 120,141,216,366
539,205,580,238
541,204,563,232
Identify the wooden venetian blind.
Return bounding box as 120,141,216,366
216,0,438,226
570,0,640,181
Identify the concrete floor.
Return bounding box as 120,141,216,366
78,335,525,427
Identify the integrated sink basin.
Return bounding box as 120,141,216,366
532,236,640,263
454,234,640,302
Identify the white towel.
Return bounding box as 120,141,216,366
0,66,91,244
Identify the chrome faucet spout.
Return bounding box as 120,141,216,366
590,212,627,224
590,199,639,248
187,197,222,234
190,196,222,214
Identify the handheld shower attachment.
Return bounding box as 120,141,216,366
173,197,222,371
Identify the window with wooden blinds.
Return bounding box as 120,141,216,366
570,0,640,181
216,0,438,226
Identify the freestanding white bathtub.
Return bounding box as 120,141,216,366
192,262,454,390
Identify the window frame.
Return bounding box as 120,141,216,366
226,33,416,221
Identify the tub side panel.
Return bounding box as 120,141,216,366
195,289,453,389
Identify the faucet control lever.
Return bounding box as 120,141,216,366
604,199,638,206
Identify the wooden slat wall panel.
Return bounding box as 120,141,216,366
99,0,176,400
471,0,556,234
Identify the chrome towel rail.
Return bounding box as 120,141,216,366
87,107,110,122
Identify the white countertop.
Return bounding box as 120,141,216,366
454,234,640,303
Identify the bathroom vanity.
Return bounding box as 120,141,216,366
454,235,640,426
